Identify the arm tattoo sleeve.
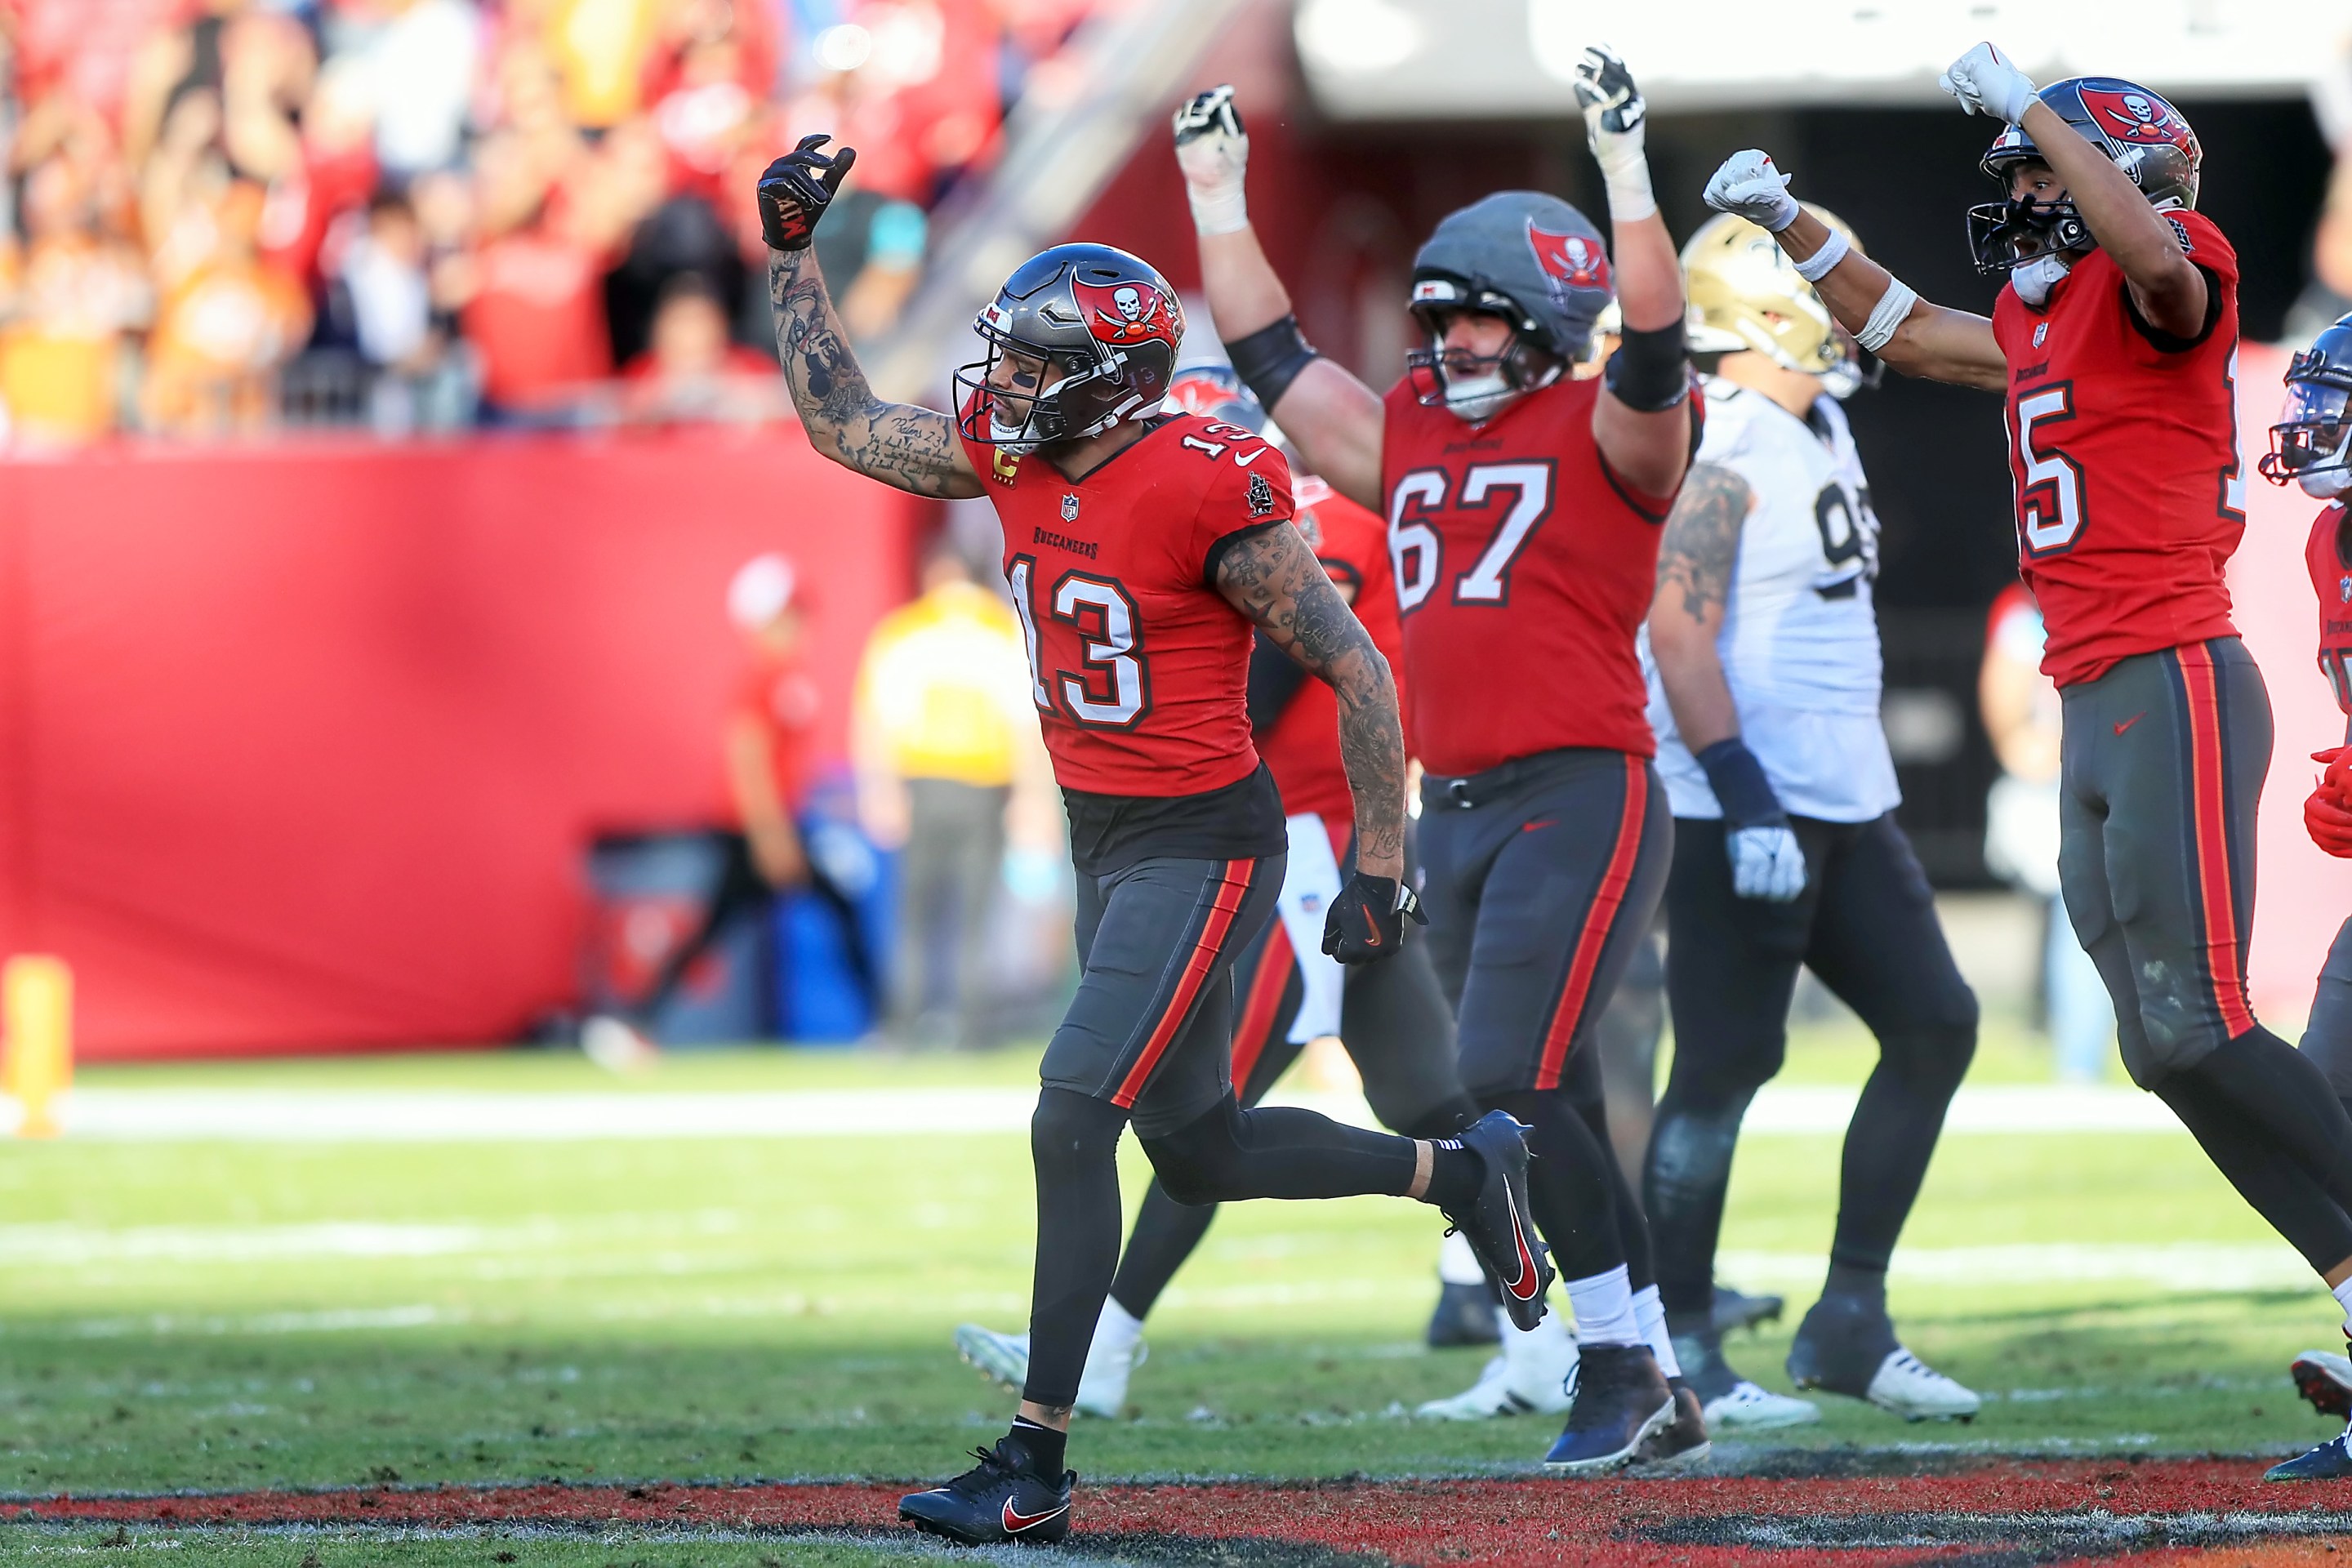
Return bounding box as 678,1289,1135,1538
768,251,979,498
1655,461,1753,622
1216,524,1406,866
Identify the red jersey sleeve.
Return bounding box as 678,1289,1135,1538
2119,208,2238,362
1193,434,1295,586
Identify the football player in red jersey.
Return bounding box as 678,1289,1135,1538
2258,316,2352,1477
947,368,1485,1417
755,140,1548,1544
1173,44,1707,1472
1713,48,2352,1481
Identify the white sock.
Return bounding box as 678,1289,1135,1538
2331,1277,2352,1332
1089,1298,1143,1365
1632,1284,1681,1379
1564,1263,1640,1348
1438,1230,1486,1286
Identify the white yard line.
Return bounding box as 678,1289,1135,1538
0,1081,2185,1142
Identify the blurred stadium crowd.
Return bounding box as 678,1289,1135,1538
0,0,1099,442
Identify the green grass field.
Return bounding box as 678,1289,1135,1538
3,1019,2348,1563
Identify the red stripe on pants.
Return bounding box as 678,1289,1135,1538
1112,859,1257,1109
2176,644,2257,1038
1228,920,1294,1093
1535,755,1647,1091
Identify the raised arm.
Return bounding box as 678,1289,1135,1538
758,138,982,499
1214,521,1405,887
1174,89,1385,510
1941,45,2206,338
1573,47,1692,497
1706,154,2008,393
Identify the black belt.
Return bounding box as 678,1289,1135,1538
1424,747,1594,810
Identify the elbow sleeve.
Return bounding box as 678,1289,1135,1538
1602,320,1689,413
1227,315,1321,414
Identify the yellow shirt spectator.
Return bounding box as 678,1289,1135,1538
855,576,1032,791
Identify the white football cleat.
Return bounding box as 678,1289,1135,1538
1415,1309,1575,1419
1862,1348,1980,1422
951,1320,1145,1419
2292,1347,2352,1419
580,1014,657,1072
1699,1379,1820,1430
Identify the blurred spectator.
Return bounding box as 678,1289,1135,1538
619,270,784,422
341,187,477,431
1980,584,2115,1081
540,0,664,130
322,0,482,181
141,177,312,434
813,180,924,343
0,154,152,443
850,541,1044,1049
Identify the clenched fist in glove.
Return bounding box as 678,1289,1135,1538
1572,44,1653,221
2310,746,2352,858
1704,149,1801,234
1938,42,2038,126
1696,737,1808,902
1321,871,1425,964
756,134,857,252
1172,85,1250,236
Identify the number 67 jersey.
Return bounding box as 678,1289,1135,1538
1383,373,1682,776
1990,206,2244,688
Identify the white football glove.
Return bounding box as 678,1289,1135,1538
1726,824,1807,902
1704,149,1801,234
1937,42,2038,126
1572,44,1654,221
1172,86,1250,236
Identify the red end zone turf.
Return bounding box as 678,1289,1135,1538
18,1461,2352,1565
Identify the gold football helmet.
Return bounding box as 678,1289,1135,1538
1681,204,1862,376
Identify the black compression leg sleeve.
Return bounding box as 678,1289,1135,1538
1562,1045,1655,1290
1644,1088,1754,1325
2153,1072,2352,1275
1138,1093,1418,1208
1829,1027,1976,1272
1022,1088,1131,1409
1486,1085,1626,1285
2183,1028,2352,1216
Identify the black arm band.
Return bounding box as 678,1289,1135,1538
1245,631,1310,734
1602,320,1690,413
1227,314,1320,414
1695,737,1786,829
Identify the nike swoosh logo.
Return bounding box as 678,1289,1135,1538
1002,1499,1069,1533
1360,902,1381,946
2114,712,2145,736
1233,445,1271,467
1521,818,1557,833
1503,1192,1542,1302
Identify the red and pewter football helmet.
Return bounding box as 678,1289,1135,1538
954,243,1184,454
1405,191,1612,418
1967,77,2201,274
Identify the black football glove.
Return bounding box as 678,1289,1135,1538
1321,871,1426,964
756,135,858,252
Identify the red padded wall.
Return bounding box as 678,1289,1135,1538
0,431,920,1058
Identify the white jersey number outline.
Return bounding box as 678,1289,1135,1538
1007,558,1148,728
2013,381,2086,556
1388,461,1555,611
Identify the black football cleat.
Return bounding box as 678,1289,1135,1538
1544,1343,1675,1474
2268,1427,2352,1481
898,1440,1074,1546
1425,1277,1502,1348
1713,1281,1785,1335
1441,1111,1552,1331
1630,1375,1713,1470
2292,1342,2352,1421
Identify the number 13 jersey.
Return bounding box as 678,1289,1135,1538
1989,207,2243,688
1383,372,1679,776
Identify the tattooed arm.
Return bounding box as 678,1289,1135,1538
1215,523,1406,880
1647,461,1755,751
768,247,984,498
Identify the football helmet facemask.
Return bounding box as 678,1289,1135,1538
1406,192,1612,423
954,243,1184,455
2261,313,2352,499
1967,77,2200,275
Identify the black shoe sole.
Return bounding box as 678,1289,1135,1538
900,1509,1069,1547
2293,1356,2352,1420
1712,1286,1784,1336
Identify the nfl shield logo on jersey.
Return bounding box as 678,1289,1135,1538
2033,322,2048,348
1061,494,1080,522
2338,575,2349,604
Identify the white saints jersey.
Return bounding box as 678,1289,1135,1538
1644,379,1900,823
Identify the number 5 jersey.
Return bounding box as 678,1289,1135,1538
1642,380,1900,823
964,407,1294,872
1989,206,2244,688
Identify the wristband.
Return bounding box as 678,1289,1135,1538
1793,226,1849,284
1187,180,1249,237
1856,277,1918,354
1695,737,1786,827
1227,314,1320,414
1598,155,1656,224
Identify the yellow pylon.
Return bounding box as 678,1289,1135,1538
3,956,74,1138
